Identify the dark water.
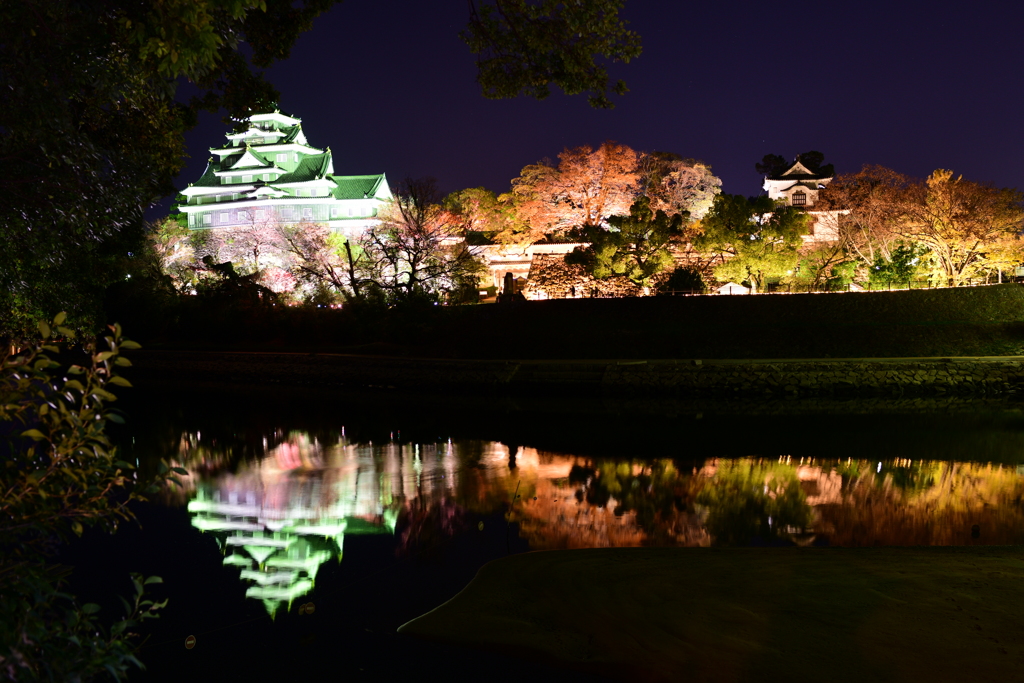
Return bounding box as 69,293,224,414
64,382,1024,681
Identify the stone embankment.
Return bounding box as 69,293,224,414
130,351,1024,398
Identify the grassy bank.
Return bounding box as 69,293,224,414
138,284,1024,359
399,546,1024,682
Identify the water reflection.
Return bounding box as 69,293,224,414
168,432,1024,613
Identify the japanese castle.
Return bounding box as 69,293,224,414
177,109,391,237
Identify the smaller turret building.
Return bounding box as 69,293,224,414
763,157,833,207
177,109,391,238
763,156,840,243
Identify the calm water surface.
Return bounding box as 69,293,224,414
68,384,1024,681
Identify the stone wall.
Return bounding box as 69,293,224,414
522,253,643,300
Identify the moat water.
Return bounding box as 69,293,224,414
66,382,1024,681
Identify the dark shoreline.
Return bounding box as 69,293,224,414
129,349,1024,398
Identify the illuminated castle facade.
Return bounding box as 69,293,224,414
177,109,391,238
763,156,841,243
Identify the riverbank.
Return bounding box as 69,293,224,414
129,349,1024,398
398,546,1024,682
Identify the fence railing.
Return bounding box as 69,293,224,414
658,277,1015,297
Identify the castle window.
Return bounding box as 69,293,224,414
255,210,266,220
277,153,287,163
331,207,339,217
303,208,313,219
792,192,807,206
263,174,270,181
243,175,253,184
203,214,212,225
220,212,229,223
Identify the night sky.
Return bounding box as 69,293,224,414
161,0,1023,218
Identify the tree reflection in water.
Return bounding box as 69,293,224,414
161,431,1024,612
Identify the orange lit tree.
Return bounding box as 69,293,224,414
511,141,641,239
898,170,1024,286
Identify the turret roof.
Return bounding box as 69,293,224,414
274,152,332,184
767,159,834,181
330,174,387,200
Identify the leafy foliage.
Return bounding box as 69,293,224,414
696,194,808,293
820,166,1024,286
462,0,642,108
900,170,1024,286
511,141,641,238
0,315,174,681
868,242,929,286
656,266,707,294
566,196,685,286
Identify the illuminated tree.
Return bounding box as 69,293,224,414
791,242,857,291
360,179,485,304
821,166,1024,286
277,222,368,301
146,218,198,292
226,209,283,273
898,170,1024,286
512,141,640,238
445,187,532,247
817,165,913,274
640,153,722,219
696,194,808,293
462,0,642,109
566,196,685,287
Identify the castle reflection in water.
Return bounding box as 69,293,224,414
172,431,1024,615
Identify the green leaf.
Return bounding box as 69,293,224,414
68,365,85,374
144,575,164,585
96,351,114,362
92,388,117,401
108,376,132,387
106,413,125,424
171,467,189,476
114,460,135,470
81,603,101,614
72,520,83,536
38,320,51,339
21,429,47,440
120,340,142,350
114,357,132,367
57,326,76,338
64,379,84,392
54,311,67,325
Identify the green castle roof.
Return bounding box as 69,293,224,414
275,152,331,184
330,174,386,199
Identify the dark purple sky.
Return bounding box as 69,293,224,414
163,0,1023,216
